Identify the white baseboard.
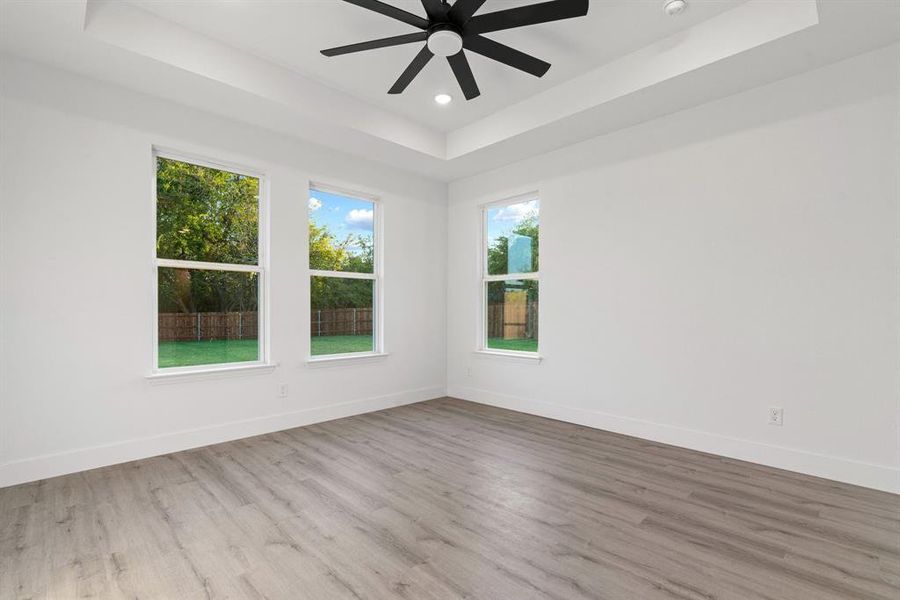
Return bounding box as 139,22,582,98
5,385,896,494
0,386,445,488
448,385,900,495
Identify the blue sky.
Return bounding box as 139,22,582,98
309,189,374,252
309,191,537,256
486,199,539,245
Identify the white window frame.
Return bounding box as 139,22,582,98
307,182,384,362
479,193,540,357
151,148,270,375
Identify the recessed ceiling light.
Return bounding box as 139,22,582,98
664,0,687,16
434,94,453,105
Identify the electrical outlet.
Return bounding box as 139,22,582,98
768,407,784,426
466,367,473,378
278,384,288,398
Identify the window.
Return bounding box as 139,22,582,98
154,153,266,371
308,184,379,357
483,197,539,354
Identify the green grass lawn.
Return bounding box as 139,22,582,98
158,335,375,367
159,335,531,367
158,339,259,368
311,334,373,356
487,338,538,353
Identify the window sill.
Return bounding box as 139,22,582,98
472,350,543,364
306,352,390,368
146,362,278,384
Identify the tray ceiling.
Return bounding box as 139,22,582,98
1,0,898,181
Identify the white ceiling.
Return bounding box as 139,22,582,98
1,0,899,181
127,0,746,132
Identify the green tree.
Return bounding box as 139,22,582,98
309,220,347,271
309,220,374,309
156,158,259,313
156,158,258,265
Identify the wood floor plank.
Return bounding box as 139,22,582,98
1,397,898,600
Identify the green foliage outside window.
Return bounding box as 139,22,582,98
308,213,374,310
156,158,259,314
156,158,258,265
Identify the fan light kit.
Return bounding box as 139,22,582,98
664,0,687,17
434,93,453,105
321,0,590,101
427,28,464,57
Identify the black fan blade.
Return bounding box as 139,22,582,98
321,32,428,57
467,0,588,34
464,35,550,77
448,0,487,23
389,45,434,94
421,0,447,21
342,0,430,29
447,52,480,100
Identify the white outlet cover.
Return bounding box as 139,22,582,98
768,407,784,426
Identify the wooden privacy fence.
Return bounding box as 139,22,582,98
311,308,373,337
160,308,375,341
158,312,259,342
487,301,538,340
162,305,531,341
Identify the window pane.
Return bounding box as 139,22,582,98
309,189,374,274
486,280,538,353
486,199,539,275
310,276,374,356
156,157,259,265
157,268,259,368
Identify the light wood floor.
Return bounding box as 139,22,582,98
2,398,898,599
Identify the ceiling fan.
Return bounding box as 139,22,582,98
321,0,590,101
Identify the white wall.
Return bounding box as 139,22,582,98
447,46,900,493
2,45,899,494
0,58,447,487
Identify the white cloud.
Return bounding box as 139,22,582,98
308,197,323,211
346,208,374,230
492,199,538,222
